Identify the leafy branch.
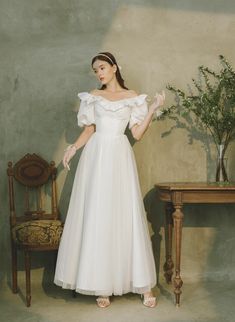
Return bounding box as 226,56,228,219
159,55,235,157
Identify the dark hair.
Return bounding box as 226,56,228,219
91,52,128,90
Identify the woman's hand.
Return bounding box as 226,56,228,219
149,90,165,114
63,145,77,170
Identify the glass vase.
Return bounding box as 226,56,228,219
215,144,228,182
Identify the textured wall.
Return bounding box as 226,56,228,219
1,0,235,288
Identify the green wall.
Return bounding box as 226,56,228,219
1,0,235,288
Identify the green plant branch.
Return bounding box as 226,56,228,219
161,55,235,154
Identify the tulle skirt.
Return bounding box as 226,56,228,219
54,132,156,296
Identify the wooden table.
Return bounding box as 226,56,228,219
155,182,235,306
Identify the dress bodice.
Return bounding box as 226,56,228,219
77,92,148,136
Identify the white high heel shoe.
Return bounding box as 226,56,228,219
96,296,110,308
141,294,157,308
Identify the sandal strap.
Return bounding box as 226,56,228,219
143,296,156,307
143,296,156,302
96,297,110,308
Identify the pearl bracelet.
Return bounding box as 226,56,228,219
64,144,77,152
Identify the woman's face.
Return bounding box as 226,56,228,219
92,59,117,86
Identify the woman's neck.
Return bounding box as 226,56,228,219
105,79,123,93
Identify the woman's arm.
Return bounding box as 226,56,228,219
72,124,95,150
131,110,155,141
131,91,165,141
63,125,95,169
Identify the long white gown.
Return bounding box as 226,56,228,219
54,92,156,296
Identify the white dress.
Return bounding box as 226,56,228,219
54,92,156,296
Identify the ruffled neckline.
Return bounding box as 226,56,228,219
77,92,147,110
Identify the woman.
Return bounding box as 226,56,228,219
54,52,165,308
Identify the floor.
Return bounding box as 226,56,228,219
0,269,235,322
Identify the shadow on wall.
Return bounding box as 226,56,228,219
157,114,217,181
143,188,165,287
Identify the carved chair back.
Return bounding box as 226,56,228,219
7,153,59,227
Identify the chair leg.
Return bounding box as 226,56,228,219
24,250,31,307
11,242,18,293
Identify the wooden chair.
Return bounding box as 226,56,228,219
7,153,63,307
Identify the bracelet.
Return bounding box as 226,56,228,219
71,144,78,151
64,144,77,152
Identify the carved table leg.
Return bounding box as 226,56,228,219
173,204,184,306
163,202,174,283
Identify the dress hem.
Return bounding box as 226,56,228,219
54,279,156,296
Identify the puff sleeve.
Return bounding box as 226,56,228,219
77,92,96,127
128,94,148,129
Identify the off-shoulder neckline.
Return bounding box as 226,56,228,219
79,92,147,103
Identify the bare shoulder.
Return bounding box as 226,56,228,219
125,89,138,98
89,89,100,95
89,89,139,99
126,89,138,98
